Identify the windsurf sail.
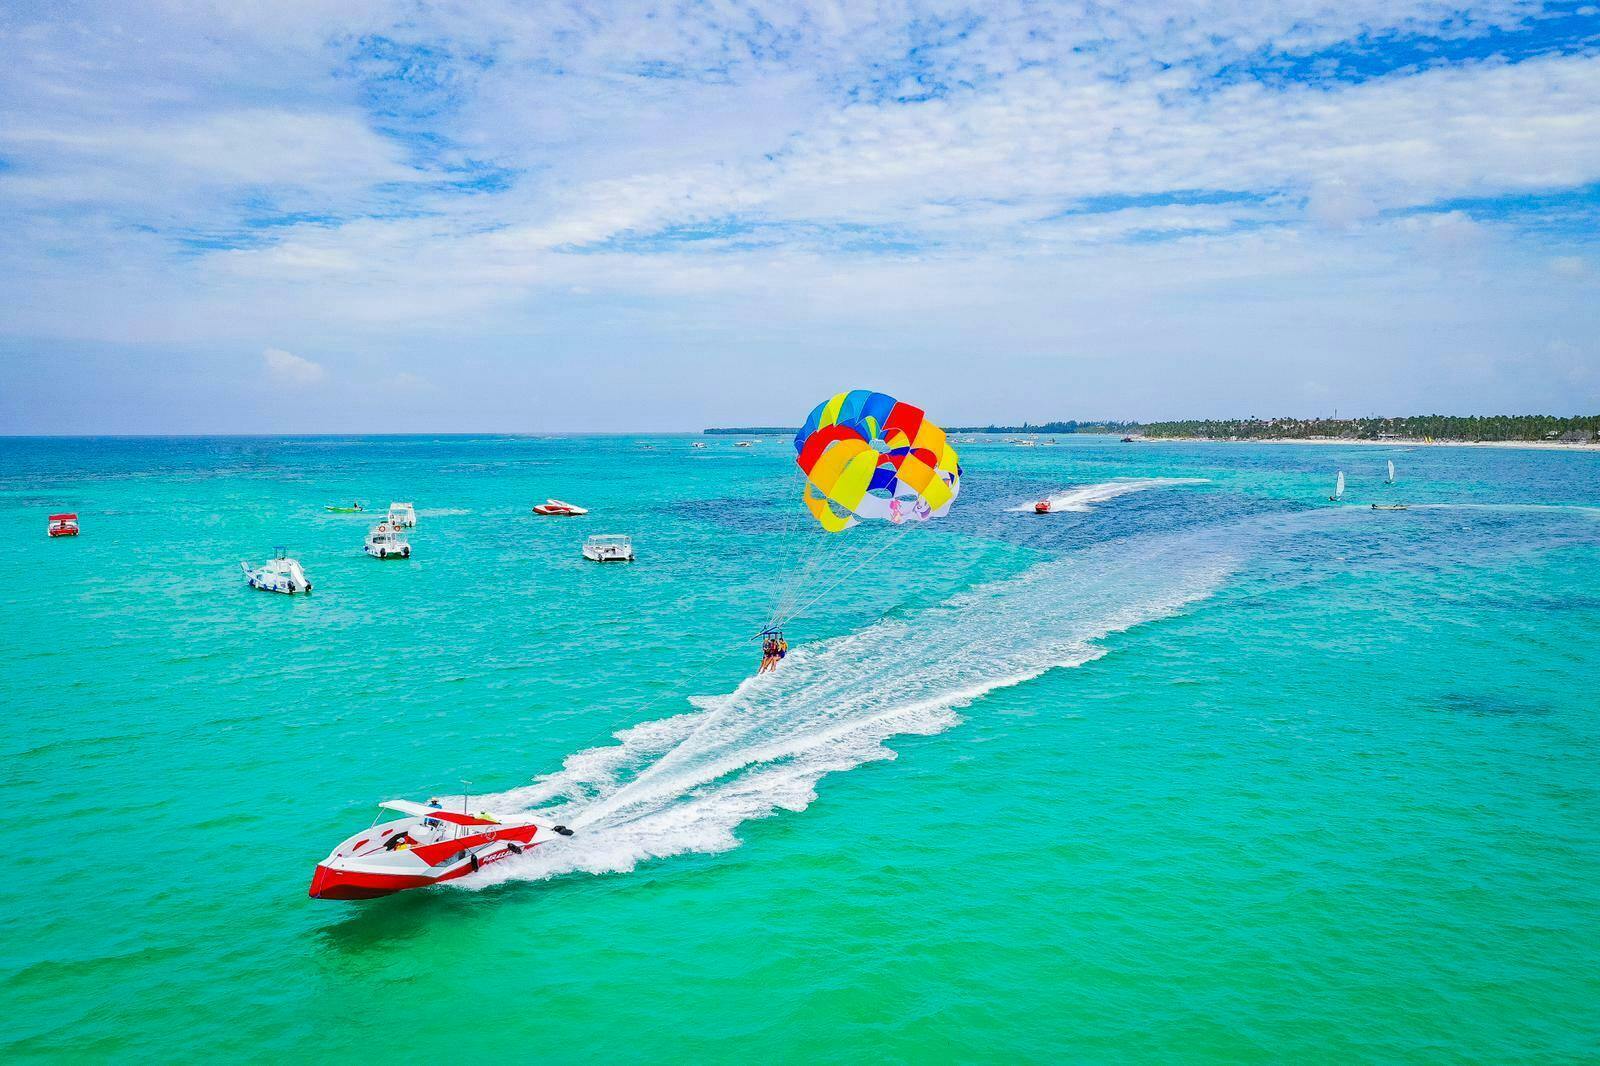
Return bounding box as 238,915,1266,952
1387,460,1396,484
1335,471,1346,499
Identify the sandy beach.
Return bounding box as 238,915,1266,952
1137,436,1600,452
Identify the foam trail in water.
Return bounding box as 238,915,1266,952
1404,503,1600,517
467,527,1238,888
1007,477,1210,513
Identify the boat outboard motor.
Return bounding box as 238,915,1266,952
554,825,574,837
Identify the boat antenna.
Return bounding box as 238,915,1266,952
461,779,471,815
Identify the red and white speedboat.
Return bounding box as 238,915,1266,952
532,498,588,516
1034,500,1051,514
309,799,573,900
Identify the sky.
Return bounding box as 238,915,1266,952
1,1,1598,433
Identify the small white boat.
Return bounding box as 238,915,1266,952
691,442,707,449
388,502,417,528
582,534,634,562
243,549,312,594
533,498,589,516
1329,470,1346,502
365,521,411,559
735,440,757,448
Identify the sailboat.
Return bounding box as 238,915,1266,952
1329,471,1345,502
1373,460,1408,509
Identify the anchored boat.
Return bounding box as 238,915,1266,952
242,549,312,594
47,512,79,537
309,798,573,900
364,521,411,559
533,498,588,516
388,502,417,528
583,534,634,562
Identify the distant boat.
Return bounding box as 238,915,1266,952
1386,460,1396,485
533,498,588,516
326,503,364,513
1329,471,1345,502
1372,504,1409,511
243,549,312,594
583,534,634,562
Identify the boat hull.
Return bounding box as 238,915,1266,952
310,839,532,899
309,863,460,899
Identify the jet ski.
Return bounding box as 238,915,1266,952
309,799,573,900
1034,500,1051,514
532,498,588,516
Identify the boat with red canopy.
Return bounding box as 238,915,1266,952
309,798,572,900
48,513,79,537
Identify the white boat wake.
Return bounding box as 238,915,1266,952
466,526,1238,889
1008,477,1210,513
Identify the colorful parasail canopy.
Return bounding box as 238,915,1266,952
794,390,961,532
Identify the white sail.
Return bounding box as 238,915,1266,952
1335,471,1345,499
1387,460,1395,484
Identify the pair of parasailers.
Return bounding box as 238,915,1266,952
758,632,789,673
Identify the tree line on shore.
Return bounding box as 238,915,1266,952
1137,415,1600,441
705,414,1598,442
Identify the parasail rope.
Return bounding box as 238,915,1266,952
767,521,917,632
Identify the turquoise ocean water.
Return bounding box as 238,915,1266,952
3,434,1598,1062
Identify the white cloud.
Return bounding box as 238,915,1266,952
2,1,1598,430
1306,180,1379,230
262,347,327,384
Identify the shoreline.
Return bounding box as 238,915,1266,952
1137,435,1600,452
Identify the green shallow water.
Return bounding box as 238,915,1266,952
2,435,1598,1062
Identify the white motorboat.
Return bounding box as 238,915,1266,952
582,534,634,562
533,498,589,516
388,502,417,527
309,798,573,900
243,549,312,594
691,442,707,449
365,521,411,559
